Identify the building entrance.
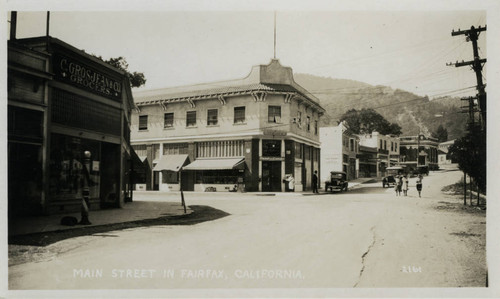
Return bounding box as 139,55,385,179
262,161,282,192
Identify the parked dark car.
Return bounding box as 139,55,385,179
382,166,404,188
325,171,348,192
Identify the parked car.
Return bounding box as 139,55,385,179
382,166,404,188
325,171,348,192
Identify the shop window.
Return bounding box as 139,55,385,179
164,113,174,128
263,139,281,157
186,111,197,127
49,134,101,201
268,105,281,123
196,170,240,184
139,115,148,131
162,171,179,184
234,106,246,124
207,109,218,126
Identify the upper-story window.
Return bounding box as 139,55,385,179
384,140,387,150
314,120,318,135
268,105,281,123
379,140,383,149
350,139,354,151
207,109,218,126
164,112,174,128
139,115,148,131
306,116,311,131
186,111,197,127
234,106,246,124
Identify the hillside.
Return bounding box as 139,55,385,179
294,73,467,140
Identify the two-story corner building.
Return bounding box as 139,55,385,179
131,59,325,192
8,36,136,223
319,122,359,183
358,131,400,177
399,135,439,172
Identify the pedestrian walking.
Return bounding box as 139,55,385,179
394,175,400,196
402,175,409,196
416,174,423,198
312,170,319,193
396,175,403,196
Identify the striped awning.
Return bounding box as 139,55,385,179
183,157,245,171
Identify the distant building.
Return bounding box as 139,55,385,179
399,135,439,172
319,122,359,183
131,59,325,192
438,139,456,168
358,132,400,177
357,145,378,178
8,37,135,222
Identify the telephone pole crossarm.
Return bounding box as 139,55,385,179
450,58,486,68
451,25,486,36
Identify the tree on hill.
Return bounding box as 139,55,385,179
339,108,402,135
94,56,146,88
432,125,448,142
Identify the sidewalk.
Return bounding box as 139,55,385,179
9,178,374,237
9,200,191,237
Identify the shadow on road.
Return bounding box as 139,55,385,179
341,187,389,195
8,205,230,247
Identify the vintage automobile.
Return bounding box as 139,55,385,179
382,166,405,188
325,171,348,192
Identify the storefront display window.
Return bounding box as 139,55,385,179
49,134,101,201
162,171,179,184
195,170,240,184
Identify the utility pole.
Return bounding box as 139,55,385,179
10,11,17,40
460,96,478,131
448,25,486,131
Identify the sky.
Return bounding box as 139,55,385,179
3,2,497,101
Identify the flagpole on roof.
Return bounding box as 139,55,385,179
46,11,50,36
274,11,277,59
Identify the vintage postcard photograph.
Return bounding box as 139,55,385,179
2,0,499,298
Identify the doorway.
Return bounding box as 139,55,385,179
262,161,282,192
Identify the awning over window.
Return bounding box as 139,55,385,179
183,157,245,171
153,154,189,172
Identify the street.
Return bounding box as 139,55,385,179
8,169,486,290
